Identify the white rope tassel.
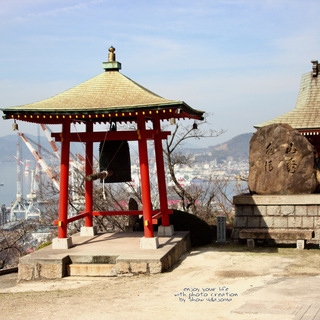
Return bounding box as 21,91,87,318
102,170,108,200
102,178,106,200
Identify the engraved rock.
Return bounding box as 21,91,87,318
248,123,318,195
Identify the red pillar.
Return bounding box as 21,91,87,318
153,117,170,226
137,114,154,238
85,121,93,227
58,120,71,239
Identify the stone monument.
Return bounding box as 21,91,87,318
248,123,318,195
233,60,320,247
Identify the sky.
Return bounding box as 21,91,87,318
1,0,320,147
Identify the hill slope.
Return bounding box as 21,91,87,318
208,132,253,162
0,132,253,164
182,132,253,163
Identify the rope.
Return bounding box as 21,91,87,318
101,170,108,200
72,121,131,200
70,121,168,207
96,121,112,165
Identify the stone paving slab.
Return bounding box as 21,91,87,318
294,304,320,320
233,300,301,315
232,276,320,320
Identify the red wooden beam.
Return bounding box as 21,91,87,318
85,122,93,227
151,211,163,220
91,210,155,216
153,117,170,226
85,209,173,217
53,210,173,225
51,130,171,142
57,120,70,239
137,114,154,238
54,211,89,226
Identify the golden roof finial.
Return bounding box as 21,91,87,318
108,46,116,62
103,46,121,71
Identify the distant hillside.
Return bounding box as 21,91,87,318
0,132,253,164
182,133,253,163
208,133,253,162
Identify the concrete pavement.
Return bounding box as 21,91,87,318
1,244,320,319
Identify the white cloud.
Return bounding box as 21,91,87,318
2,0,320,144
1,0,104,23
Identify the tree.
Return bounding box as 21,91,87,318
16,114,240,256
163,114,234,222
0,221,36,269
42,114,236,228
40,158,141,234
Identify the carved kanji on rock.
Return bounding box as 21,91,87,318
285,157,298,173
248,124,319,195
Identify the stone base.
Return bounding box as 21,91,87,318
297,240,305,250
52,237,73,250
233,194,320,245
158,225,174,236
67,263,117,277
247,239,255,248
140,236,159,249
80,226,98,237
18,256,70,281
17,232,190,281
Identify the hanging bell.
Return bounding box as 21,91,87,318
12,120,18,131
192,122,198,130
99,140,131,183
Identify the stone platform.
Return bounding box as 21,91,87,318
233,194,320,245
18,231,190,281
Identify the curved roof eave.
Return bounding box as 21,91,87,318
1,70,204,120
255,70,320,131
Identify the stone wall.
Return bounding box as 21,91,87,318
233,194,320,244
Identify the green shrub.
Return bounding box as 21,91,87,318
36,241,52,251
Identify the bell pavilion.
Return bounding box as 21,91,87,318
2,47,204,249
256,60,320,155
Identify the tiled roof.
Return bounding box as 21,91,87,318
255,71,320,130
1,70,203,118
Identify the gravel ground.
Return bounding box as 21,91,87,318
1,244,320,320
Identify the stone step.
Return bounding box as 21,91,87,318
67,263,117,277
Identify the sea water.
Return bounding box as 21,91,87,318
0,161,249,208
0,161,30,207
